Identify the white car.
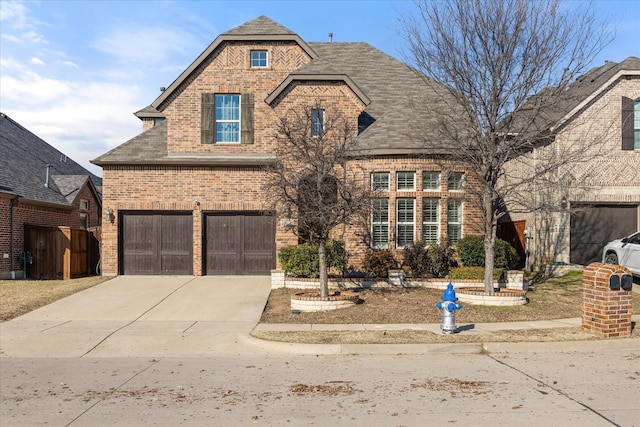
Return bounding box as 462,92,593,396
602,231,640,277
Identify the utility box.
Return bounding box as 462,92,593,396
582,262,633,338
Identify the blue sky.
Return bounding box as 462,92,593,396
1,0,639,176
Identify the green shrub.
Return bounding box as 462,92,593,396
450,266,505,280
455,235,520,269
403,241,454,278
362,249,398,278
278,239,347,278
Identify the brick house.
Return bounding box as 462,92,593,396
92,16,483,276
500,57,640,269
0,113,102,279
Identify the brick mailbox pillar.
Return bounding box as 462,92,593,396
582,262,634,338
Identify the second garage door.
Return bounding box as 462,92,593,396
570,204,638,265
205,213,275,275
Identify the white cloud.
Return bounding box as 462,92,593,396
31,57,45,65
0,71,71,105
92,25,197,66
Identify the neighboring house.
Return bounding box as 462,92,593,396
500,57,640,269
93,16,484,276
0,113,103,279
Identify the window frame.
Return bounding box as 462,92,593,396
311,109,325,137
447,199,463,247
422,171,441,191
79,199,89,211
396,171,416,191
422,198,440,246
214,94,241,143
371,172,390,192
371,199,390,249
447,172,464,191
635,99,640,149
250,50,268,68
396,198,415,248
79,213,89,230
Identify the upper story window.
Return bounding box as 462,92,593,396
396,171,416,191
447,172,464,191
311,109,324,137
79,199,89,210
215,94,241,143
371,172,390,191
251,50,268,68
422,171,441,191
621,97,640,150
153,118,165,126
202,93,254,145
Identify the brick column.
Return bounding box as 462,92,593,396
582,262,633,338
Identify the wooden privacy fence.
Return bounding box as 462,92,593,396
24,225,101,280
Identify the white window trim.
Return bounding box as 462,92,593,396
215,94,241,144
447,172,464,192
371,172,390,192
422,198,440,245
396,198,415,248
396,171,416,191
422,171,441,191
371,199,390,249
250,50,268,68
634,99,640,149
447,199,463,247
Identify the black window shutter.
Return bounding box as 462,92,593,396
622,96,634,151
241,93,254,144
201,93,215,144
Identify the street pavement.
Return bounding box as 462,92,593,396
1,275,639,426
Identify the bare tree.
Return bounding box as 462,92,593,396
402,0,610,293
264,101,370,298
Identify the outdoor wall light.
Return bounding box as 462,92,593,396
106,207,115,224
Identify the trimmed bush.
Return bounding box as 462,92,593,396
455,235,520,269
403,241,454,278
278,239,347,278
362,249,399,278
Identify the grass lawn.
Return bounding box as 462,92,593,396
0,276,112,321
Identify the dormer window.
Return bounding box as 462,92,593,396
251,50,268,68
79,199,89,210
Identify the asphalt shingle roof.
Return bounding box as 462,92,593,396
224,15,296,36
0,113,101,205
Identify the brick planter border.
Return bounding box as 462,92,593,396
290,291,360,312
456,287,527,306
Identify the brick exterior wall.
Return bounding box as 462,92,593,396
100,40,486,276
0,181,100,279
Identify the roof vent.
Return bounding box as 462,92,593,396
160,87,166,92
329,32,333,43
44,164,50,188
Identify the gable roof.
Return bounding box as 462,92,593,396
145,16,317,113
0,113,102,207
550,56,640,131
98,17,457,165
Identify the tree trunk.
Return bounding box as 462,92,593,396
318,240,329,298
483,190,496,295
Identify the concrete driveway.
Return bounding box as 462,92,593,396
0,275,272,358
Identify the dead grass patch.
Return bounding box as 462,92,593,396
0,276,112,321
260,271,640,325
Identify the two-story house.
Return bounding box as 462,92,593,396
0,113,103,279
92,16,484,276
500,56,640,269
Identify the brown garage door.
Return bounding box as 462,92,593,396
205,213,275,275
570,204,638,265
120,212,193,275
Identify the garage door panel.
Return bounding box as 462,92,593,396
571,205,638,265
121,213,193,275
206,213,275,275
